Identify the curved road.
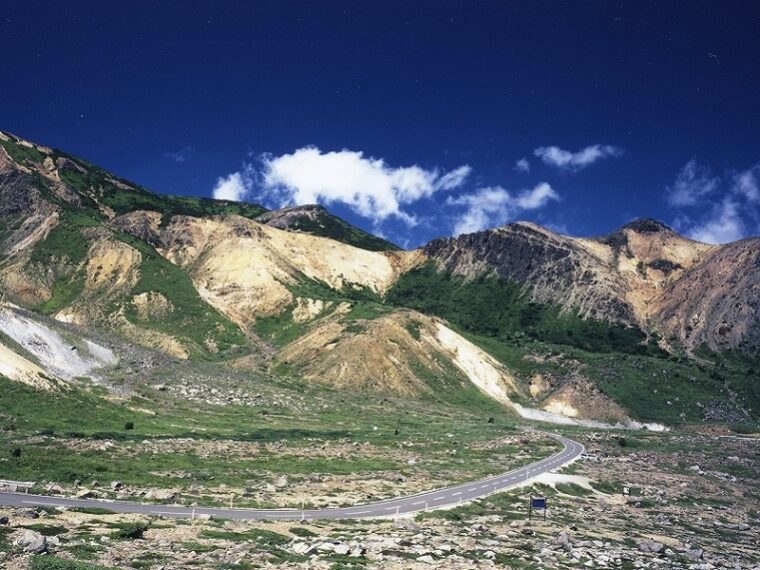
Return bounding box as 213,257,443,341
0,434,583,520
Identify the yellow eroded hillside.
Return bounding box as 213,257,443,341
158,215,424,326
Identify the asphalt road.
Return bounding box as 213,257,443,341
0,434,583,520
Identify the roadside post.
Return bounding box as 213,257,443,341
528,496,547,520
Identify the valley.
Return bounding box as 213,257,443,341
0,130,758,569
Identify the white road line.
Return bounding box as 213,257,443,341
151,511,193,516
2,433,582,521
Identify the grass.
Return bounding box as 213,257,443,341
200,528,306,564
415,483,557,522
252,306,313,348
386,262,664,357
201,527,290,545
0,373,547,497
110,523,148,540
54,149,267,222
22,524,68,536
67,507,117,515
0,526,14,551
29,222,89,267
116,232,248,358
384,265,760,423
0,136,46,165
289,526,318,537
28,219,89,314
64,543,105,561
554,483,594,497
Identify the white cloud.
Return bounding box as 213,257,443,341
666,158,720,206
733,165,760,204
447,182,559,235
666,159,760,244
212,172,248,202
257,147,470,226
514,158,530,173
436,165,473,190
533,144,623,171
686,198,746,244
165,146,194,163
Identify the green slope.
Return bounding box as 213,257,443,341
384,262,759,424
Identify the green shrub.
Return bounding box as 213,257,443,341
110,523,148,540
289,526,318,538
386,263,663,357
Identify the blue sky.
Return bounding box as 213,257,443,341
2,1,759,248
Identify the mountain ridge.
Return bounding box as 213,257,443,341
1,129,757,426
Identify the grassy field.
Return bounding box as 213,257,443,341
0,373,559,505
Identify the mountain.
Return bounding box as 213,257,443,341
256,204,400,251
416,216,760,357
0,130,757,426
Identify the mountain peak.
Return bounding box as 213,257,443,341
619,218,674,234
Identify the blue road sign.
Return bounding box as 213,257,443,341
531,497,546,509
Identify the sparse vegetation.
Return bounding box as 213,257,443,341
266,206,399,251
30,556,118,570
110,522,148,540
386,262,663,356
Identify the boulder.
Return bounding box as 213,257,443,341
144,488,177,501
292,542,314,555
635,539,665,553
274,475,288,489
683,548,704,561
14,530,47,553
554,530,572,551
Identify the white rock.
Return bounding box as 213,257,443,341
14,530,47,553
292,542,313,555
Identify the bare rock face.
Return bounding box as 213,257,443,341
655,238,760,351
109,210,163,247
255,204,326,229
420,218,755,353
424,222,635,322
